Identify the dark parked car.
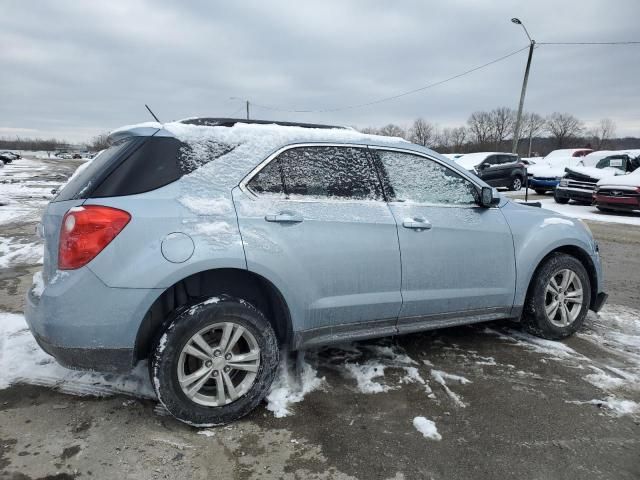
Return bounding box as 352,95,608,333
0,151,20,163
555,152,640,204
455,152,527,191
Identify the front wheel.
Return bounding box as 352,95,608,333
151,296,279,426
521,253,591,340
509,176,523,191
554,190,570,204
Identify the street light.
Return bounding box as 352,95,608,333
511,17,535,155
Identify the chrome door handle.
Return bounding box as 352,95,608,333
265,213,303,223
402,219,432,230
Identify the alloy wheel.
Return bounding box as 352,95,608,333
177,322,260,407
544,269,584,327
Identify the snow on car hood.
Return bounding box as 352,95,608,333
527,164,566,178
565,166,626,180
597,169,640,188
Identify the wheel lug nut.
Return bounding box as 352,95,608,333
212,370,218,377
205,360,213,368
225,353,232,360
224,366,230,373
213,350,222,357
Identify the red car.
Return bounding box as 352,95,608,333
593,170,640,213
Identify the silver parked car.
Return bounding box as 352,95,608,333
26,118,607,426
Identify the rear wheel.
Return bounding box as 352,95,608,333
534,189,547,195
596,206,614,213
509,176,523,191
151,296,279,426
521,253,591,340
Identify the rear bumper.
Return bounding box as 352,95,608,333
25,267,161,373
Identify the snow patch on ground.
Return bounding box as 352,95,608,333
266,352,324,418
0,312,154,398
0,237,43,268
345,361,391,394
485,304,640,416
430,370,471,407
412,416,441,441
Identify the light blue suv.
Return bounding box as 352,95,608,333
26,118,607,426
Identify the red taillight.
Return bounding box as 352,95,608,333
58,205,130,270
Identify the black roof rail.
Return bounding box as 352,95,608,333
180,118,348,130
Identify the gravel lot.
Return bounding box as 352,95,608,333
0,156,639,480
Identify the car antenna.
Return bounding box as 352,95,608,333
145,104,162,123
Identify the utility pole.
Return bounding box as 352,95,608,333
246,100,250,120
511,18,535,155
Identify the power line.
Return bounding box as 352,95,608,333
538,41,640,45
250,45,531,114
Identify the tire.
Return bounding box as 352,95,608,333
509,176,523,191
151,296,279,426
596,206,614,213
521,253,591,340
554,190,570,204
534,189,547,195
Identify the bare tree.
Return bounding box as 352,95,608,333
522,112,546,157
489,107,516,150
358,126,379,135
449,127,467,152
467,111,493,148
546,112,584,148
378,124,407,139
408,118,437,147
589,118,616,150
90,133,110,151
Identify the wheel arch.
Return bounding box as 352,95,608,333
133,267,293,362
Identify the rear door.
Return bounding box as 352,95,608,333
233,145,402,342
370,148,516,333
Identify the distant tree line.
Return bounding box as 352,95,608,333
0,133,110,152
360,108,639,157
0,137,72,152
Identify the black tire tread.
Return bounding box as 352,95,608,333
522,253,591,340
150,296,279,427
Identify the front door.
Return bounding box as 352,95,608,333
233,145,402,344
371,148,516,333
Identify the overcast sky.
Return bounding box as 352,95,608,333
1,0,639,142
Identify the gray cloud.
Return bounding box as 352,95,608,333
1,0,638,141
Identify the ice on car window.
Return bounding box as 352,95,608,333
276,146,383,201
378,150,477,205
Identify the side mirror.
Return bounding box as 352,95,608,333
479,186,498,207
478,163,489,170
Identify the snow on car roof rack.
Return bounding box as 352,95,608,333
180,117,348,130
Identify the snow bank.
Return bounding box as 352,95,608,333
412,416,441,441
522,198,640,226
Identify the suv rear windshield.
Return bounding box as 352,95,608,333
54,138,143,202
53,136,235,202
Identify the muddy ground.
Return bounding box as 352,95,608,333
0,157,638,480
